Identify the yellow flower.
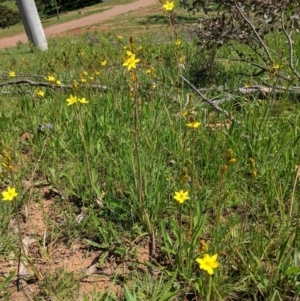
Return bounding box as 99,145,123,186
56,80,61,85
66,94,78,106
163,1,175,11
249,158,255,169
73,80,79,89
46,74,56,83
81,77,87,83
116,35,123,40
126,50,133,56
146,66,154,74
181,110,188,117
175,39,181,46
199,240,209,253
9,71,16,78
94,70,100,75
228,158,237,164
78,97,89,104
101,59,107,66
81,70,88,77
78,50,85,56
226,148,233,161
221,164,228,175
137,46,143,51
89,76,94,81
123,54,141,71
178,53,185,63
2,187,18,201
196,254,219,275
186,122,201,129
174,190,190,204
36,89,45,97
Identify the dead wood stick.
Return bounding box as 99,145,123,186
179,75,231,119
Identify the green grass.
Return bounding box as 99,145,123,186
0,8,299,301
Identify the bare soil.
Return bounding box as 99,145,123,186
1,184,150,300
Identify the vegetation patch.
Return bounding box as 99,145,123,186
0,1,299,300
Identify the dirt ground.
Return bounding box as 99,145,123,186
0,185,150,300
0,0,158,49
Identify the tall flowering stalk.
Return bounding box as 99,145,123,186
1,150,43,281
174,189,189,269
185,117,201,235
66,93,93,201
122,40,154,259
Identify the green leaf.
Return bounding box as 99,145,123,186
0,272,15,292
84,239,109,249
124,284,136,301
285,266,300,276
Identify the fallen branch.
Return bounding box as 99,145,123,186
0,79,108,90
180,75,231,119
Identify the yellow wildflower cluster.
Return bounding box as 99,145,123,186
35,88,45,98
66,94,89,106
180,167,189,185
222,148,237,175
7,61,16,78
100,59,107,66
199,239,209,253
269,60,280,78
1,150,13,178
175,39,181,47
46,74,61,85
80,70,87,82
195,238,219,275
73,80,79,90
1,150,17,202
80,70,95,83
185,110,201,129
146,66,154,75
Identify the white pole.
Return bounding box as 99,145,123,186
16,0,48,51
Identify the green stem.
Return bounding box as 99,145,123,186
132,71,152,236
10,170,43,281
178,205,182,271
189,130,196,235
77,104,94,197
206,275,212,301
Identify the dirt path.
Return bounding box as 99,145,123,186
0,0,158,49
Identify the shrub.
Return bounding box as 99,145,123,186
0,4,20,29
